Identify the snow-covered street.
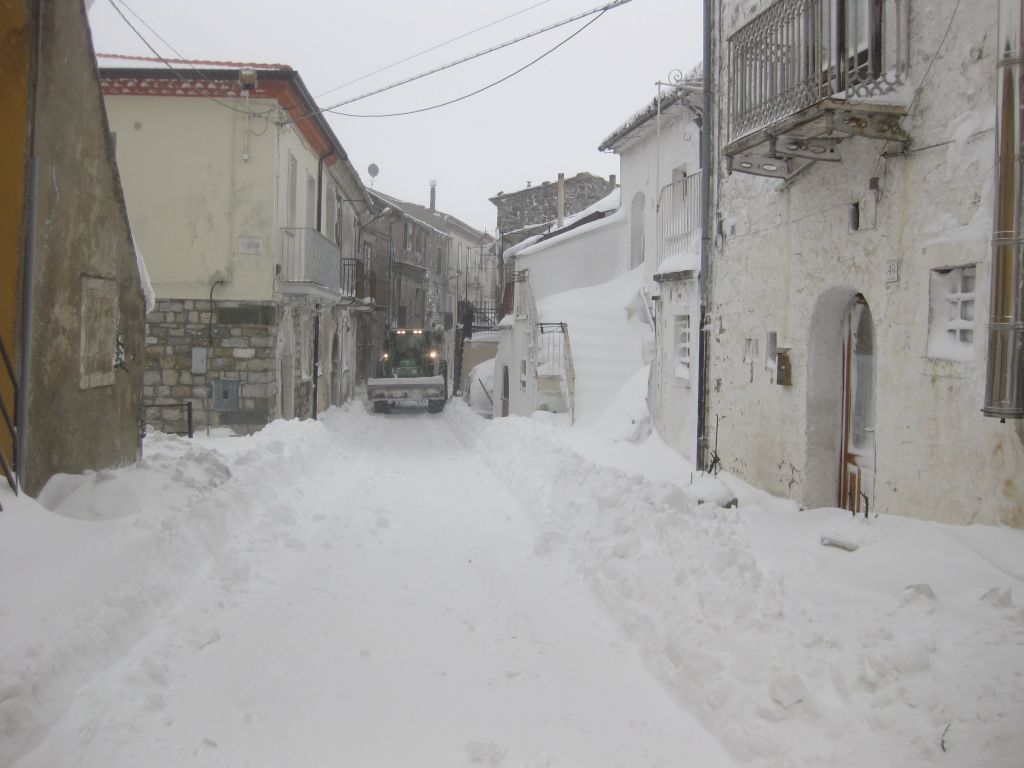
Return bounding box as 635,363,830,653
3,399,1024,768
2,404,733,768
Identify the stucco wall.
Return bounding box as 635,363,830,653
651,275,701,464
492,321,537,419
24,0,145,494
105,93,278,302
614,98,702,462
515,213,627,300
616,111,701,286
707,0,1024,525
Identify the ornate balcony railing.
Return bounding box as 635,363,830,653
727,0,909,143
657,172,702,267
280,227,356,296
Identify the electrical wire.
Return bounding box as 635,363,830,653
106,0,275,118
317,0,633,114
329,11,606,119
315,0,557,99
872,0,962,191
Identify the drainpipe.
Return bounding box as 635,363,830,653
18,161,37,490
312,305,320,420
696,0,713,469
18,0,44,489
984,0,1024,421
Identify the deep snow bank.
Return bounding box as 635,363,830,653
0,419,334,766
446,401,1024,768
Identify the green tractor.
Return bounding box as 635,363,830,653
367,328,448,413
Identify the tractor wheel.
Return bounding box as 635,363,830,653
427,400,443,413
373,401,391,414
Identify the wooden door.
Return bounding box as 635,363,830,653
839,296,876,514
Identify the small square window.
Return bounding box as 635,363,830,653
928,265,977,361
674,315,691,379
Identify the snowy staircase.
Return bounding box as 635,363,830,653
538,271,649,426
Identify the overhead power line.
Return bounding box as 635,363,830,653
329,10,607,119
315,0,557,100
319,0,634,114
106,0,273,117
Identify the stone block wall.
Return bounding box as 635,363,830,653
144,299,279,435
492,173,616,235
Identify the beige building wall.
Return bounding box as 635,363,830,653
105,95,277,302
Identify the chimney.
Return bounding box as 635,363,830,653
429,179,437,211
610,173,617,187
557,172,565,228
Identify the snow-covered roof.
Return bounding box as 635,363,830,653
599,66,703,153
96,54,292,71
654,251,701,277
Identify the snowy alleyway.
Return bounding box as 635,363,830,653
3,405,734,768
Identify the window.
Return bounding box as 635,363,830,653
305,173,316,230
286,152,298,228
928,265,977,361
674,315,691,379
821,0,881,87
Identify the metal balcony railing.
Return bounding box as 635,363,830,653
537,322,576,424
727,0,909,142
657,172,702,267
280,227,357,296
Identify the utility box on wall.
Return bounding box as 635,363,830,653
212,379,239,411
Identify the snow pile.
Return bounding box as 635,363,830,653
0,419,334,766
536,268,650,426
466,357,495,416
446,401,1024,768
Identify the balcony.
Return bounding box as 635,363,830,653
280,227,356,296
725,0,910,181
657,172,702,268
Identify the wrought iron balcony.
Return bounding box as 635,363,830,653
280,227,357,296
725,0,910,181
657,172,702,268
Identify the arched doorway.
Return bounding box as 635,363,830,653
839,296,876,514
805,290,876,513
630,191,646,268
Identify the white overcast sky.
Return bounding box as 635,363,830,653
87,0,703,232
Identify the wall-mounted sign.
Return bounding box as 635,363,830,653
885,260,899,284
238,236,262,255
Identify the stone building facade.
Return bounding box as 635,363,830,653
704,0,1023,525
144,300,277,434
101,57,373,434
490,172,617,245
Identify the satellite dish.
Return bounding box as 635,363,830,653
368,163,379,178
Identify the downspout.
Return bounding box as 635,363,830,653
696,0,713,470
312,305,320,420
18,0,44,489
984,0,1024,421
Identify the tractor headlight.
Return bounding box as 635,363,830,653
429,350,438,359
382,352,389,359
